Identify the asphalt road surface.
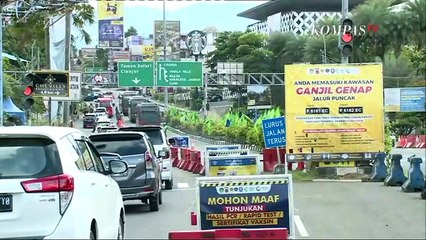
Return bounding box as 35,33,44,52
76,88,425,239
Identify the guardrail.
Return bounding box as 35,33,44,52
166,126,263,153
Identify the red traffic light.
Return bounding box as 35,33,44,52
23,86,34,96
341,32,353,43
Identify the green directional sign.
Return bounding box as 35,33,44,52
118,61,154,87
156,61,203,87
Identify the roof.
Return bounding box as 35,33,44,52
237,0,368,20
0,126,81,141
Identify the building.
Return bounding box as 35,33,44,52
237,0,390,35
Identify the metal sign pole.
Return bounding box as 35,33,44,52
162,0,168,106
276,147,281,165
341,0,349,64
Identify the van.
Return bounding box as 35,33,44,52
129,97,150,123
136,103,161,126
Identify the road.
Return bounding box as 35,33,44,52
76,88,425,239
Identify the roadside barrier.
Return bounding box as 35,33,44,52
370,153,387,182
384,154,407,186
262,148,304,172
170,147,180,167
401,157,425,192
397,135,426,148
168,228,288,240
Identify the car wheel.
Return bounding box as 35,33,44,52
117,216,124,240
159,190,163,205
149,194,159,212
165,180,173,190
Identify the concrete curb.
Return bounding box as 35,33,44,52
312,179,363,183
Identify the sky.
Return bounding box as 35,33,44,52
73,0,268,49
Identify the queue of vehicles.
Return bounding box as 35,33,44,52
0,88,172,239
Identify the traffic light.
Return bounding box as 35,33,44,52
21,73,36,109
340,18,353,57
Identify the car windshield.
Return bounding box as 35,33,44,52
90,135,148,156
99,101,111,108
96,108,105,112
0,138,62,179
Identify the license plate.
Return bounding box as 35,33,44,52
0,194,13,212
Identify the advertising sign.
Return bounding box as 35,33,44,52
196,175,294,238
97,0,124,48
284,63,384,154
50,72,82,102
262,116,286,148
32,71,69,97
154,20,181,61
112,51,131,62
205,155,258,177
142,44,154,61
384,87,426,112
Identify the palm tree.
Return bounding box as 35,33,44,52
352,0,395,61
404,0,426,49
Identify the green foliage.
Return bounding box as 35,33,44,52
125,26,138,38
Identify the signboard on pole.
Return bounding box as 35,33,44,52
156,61,203,87
284,63,384,154
384,87,426,112
50,72,82,101
118,61,154,87
262,117,286,148
32,71,69,97
168,136,190,148
97,0,124,48
196,175,295,238
205,145,241,152
205,155,258,177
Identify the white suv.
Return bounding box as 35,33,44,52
0,126,128,239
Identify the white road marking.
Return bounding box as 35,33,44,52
177,182,190,189
294,215,309,237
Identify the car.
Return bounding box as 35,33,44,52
0,126,128,239
89,132,163,211
83,113,97,129
96,126,119,133
95,107,107,118
118,126,173,189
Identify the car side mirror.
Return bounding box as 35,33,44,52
109,160,128,174
158,150,166,158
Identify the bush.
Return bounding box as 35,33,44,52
191,99,203,111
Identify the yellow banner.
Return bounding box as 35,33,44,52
97,0,124,20
209,165,257,177
142,45,154,60
284,64,384,153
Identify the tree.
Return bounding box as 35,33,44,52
404,0,426,50
125,26,138,37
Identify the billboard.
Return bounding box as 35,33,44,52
112,51,131,62
384,87,426,112
142,44,154,61
284,63,384,153
97,0,124,48
154,20,181,61
196,175,295,238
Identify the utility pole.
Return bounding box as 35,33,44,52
45,15,52,126
163,0,168,106
0,10,4,126
341,0,349,64
63,11,71,126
